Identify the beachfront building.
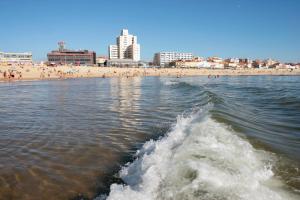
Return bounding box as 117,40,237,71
284,63,300,69
109,45,118,60
261,58,280,68
274,63,288,69
224,58,239,69
252,60,263,68
108,29,140,61
207,56,223,63
107,59,140,67
238,58,253,68
47,42,96,66
169,57,206,68
206,57,225,69
0,51,32,63
265,58,278,67
153,52,194,67
96,56,108,66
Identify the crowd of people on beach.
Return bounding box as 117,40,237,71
0,63,299,82
0,64,82,81
1,69,22,80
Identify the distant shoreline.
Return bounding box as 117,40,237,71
0,65,300,82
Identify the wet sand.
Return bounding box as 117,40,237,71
0,64,300,82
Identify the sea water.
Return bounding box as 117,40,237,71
0,76,299,200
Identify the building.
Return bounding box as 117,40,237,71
47,42,96,66
108,29,140,61
252,60,262,68
0,51,32,63
224,58,239,69
153,52,194,67
106,59,142,67
265,58,278,66
169,58,205,68
109,45,118,60
96,56,108,66
207,56,223,63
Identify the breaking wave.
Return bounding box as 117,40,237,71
96,105,299,200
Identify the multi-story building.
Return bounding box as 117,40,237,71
169,58,206,68
109,45,118,60
265,58,278,66
252,60,262,68
108,29,140,61
0,51,32,63
47,42,96,66
224,58,239,69
207,56,223,63
153,52,194,67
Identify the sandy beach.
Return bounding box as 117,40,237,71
0,64,300,82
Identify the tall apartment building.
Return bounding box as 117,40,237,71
109,29,140,61
153,52,193,66
0,51,32,63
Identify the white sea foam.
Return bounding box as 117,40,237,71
97,108,299,200
161,79,180,86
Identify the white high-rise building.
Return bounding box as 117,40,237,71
108,29,140,61
109,45,118,59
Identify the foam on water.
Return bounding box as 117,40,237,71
98,107,299,200
162,80,180,86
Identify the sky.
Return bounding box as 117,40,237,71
0,0,299,62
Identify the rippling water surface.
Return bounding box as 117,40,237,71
0,76,299,200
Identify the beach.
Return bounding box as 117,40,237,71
0,64,300,82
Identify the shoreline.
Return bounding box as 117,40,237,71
1,65,300,82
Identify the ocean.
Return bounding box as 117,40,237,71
0,76,299,200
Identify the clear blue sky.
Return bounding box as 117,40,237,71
0,0,299,62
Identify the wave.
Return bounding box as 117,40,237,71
96,105,299,200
